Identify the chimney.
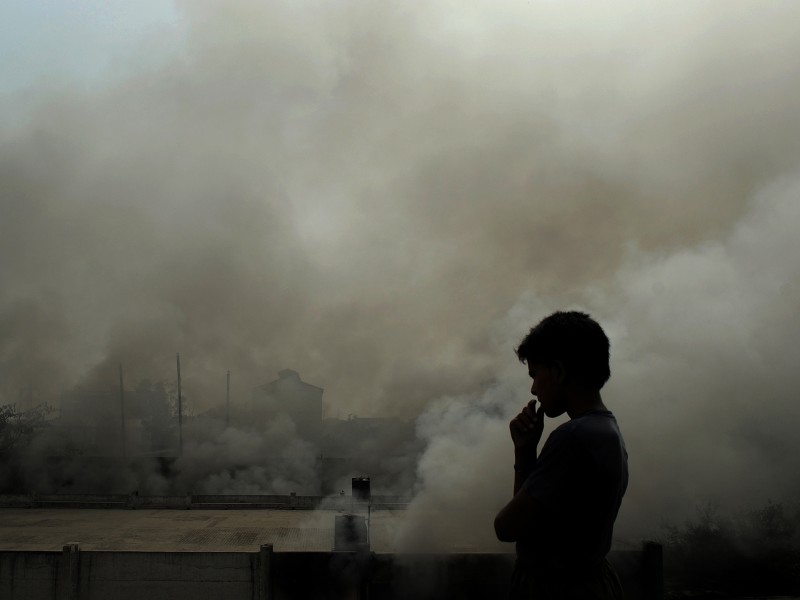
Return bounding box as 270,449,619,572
351,477,370,501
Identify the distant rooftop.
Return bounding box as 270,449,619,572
0,508,496,554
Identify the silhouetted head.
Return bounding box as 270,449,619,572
516,311,610,416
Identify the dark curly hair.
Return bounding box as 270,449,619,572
515,311,610,391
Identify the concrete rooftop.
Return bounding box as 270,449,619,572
0,507,497,553
0,508,411,553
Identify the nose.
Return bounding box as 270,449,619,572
530,381,537,396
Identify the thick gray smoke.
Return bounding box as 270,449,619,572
2,1,800,542
401,178,800,548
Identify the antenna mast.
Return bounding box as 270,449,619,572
119,364,126,458
177,353,183,456
226,370,231,428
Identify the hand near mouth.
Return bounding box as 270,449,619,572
509,398,545,454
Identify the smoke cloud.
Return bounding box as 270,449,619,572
402,176,800,547
2,0,800,541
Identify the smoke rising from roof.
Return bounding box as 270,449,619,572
2,1,800,538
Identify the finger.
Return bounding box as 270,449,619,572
511,419,532,436
520,408,538,430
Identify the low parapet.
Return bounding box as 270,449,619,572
0,493,412,511
0,543,664,600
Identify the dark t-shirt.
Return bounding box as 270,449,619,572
517,409,628,573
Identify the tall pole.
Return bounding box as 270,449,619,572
226,370,230,428
177,353,183,457
119,364,126,458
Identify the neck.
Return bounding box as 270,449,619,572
566,389,605,419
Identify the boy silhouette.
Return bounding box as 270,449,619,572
494,311,628,599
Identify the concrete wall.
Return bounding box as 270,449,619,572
77,551,255,600
0,545,261,600
0,551,60,600
0,545,662,600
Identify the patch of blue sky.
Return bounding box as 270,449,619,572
0,0,186,95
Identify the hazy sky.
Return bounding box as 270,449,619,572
2,1,800,537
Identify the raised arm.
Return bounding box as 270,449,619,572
494,400,545,542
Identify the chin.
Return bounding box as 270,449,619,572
545,407,566,418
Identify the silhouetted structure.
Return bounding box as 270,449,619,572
251,369,323,445
334,514,369,551
352,476,371,501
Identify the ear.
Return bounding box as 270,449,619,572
552,360,567,384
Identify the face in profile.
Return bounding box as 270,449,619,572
528,362,567,418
